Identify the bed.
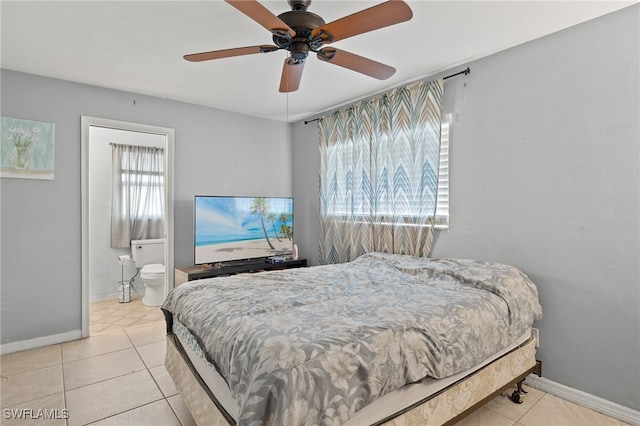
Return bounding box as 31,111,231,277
162,252,543,425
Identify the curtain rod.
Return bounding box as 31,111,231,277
304,67,471,125
443,66,471,80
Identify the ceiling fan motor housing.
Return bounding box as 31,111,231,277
274,10,326,58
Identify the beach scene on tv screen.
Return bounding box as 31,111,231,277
195,196,293,264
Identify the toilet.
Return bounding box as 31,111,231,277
131,239,166,306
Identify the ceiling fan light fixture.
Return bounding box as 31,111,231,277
290,41,310,61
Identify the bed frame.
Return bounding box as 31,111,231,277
165,332,541,425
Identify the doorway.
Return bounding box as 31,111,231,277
81,116,175,338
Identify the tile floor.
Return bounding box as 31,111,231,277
90,295,164,335
0,298,630,425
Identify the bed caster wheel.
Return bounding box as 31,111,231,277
511,390,524,404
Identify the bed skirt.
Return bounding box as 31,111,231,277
165,332,540,426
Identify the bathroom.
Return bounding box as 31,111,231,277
88,125,167,309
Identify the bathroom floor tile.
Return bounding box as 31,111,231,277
86,399,181,426
65,370,163,426
63,348,146,390
110,317,141,327
89,297,167,333
122,310,147,319
91,306,121,317
89,323,113,334
142,309,165,321
94,325,128,335
100,314,125,323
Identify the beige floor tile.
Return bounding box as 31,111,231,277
90,313,109,322
519,394,630,426
65,370,163,426
61,330,132,362
0,392,67,426
94,325,128,335
483,385,545,421
125,322,167,347
89,323,113,334
0,345,61,376
149,365,178,398
110,317,140,327
454,406,516,426
1,365,64,407
130,319,163,329
122,310,147,319
86,399,181,426
100,315,125,324
91,306,121,316
136,340,166,368
139,304,160,312
142,310,165,322
123,302,146,313
63,348,146,390
167,394,197,426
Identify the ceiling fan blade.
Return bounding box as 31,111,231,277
226,0,295,38
312,0,412,43
279,58,305,93
184,45,278,62
317,47,395,80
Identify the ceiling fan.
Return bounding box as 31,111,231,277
184,0,413,92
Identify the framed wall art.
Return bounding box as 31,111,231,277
1,116,55,180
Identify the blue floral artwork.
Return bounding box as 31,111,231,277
1,116,55,179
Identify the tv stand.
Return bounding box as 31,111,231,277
175,258,307,286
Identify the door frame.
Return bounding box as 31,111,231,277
80,116,175,338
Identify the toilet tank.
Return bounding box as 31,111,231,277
131,239,165,266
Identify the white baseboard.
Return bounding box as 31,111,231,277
0,330,82,355
90,288,142,303
526,374,640,426
90,293,120,303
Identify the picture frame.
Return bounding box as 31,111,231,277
1,116,55,180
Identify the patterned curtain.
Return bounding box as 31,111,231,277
319,79,444,264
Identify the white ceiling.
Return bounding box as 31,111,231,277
1,1,635,122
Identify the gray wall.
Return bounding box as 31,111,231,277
292,5,639,411
1,70,291,344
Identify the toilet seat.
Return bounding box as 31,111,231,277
142,263,165,275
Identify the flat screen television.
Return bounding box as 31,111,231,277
194,195,294,265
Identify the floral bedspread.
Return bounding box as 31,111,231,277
162,252,542,426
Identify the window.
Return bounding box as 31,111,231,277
319,79,445,263
321,115,451,227
118,150,164,219
435,115,451,228
111,144,165,248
